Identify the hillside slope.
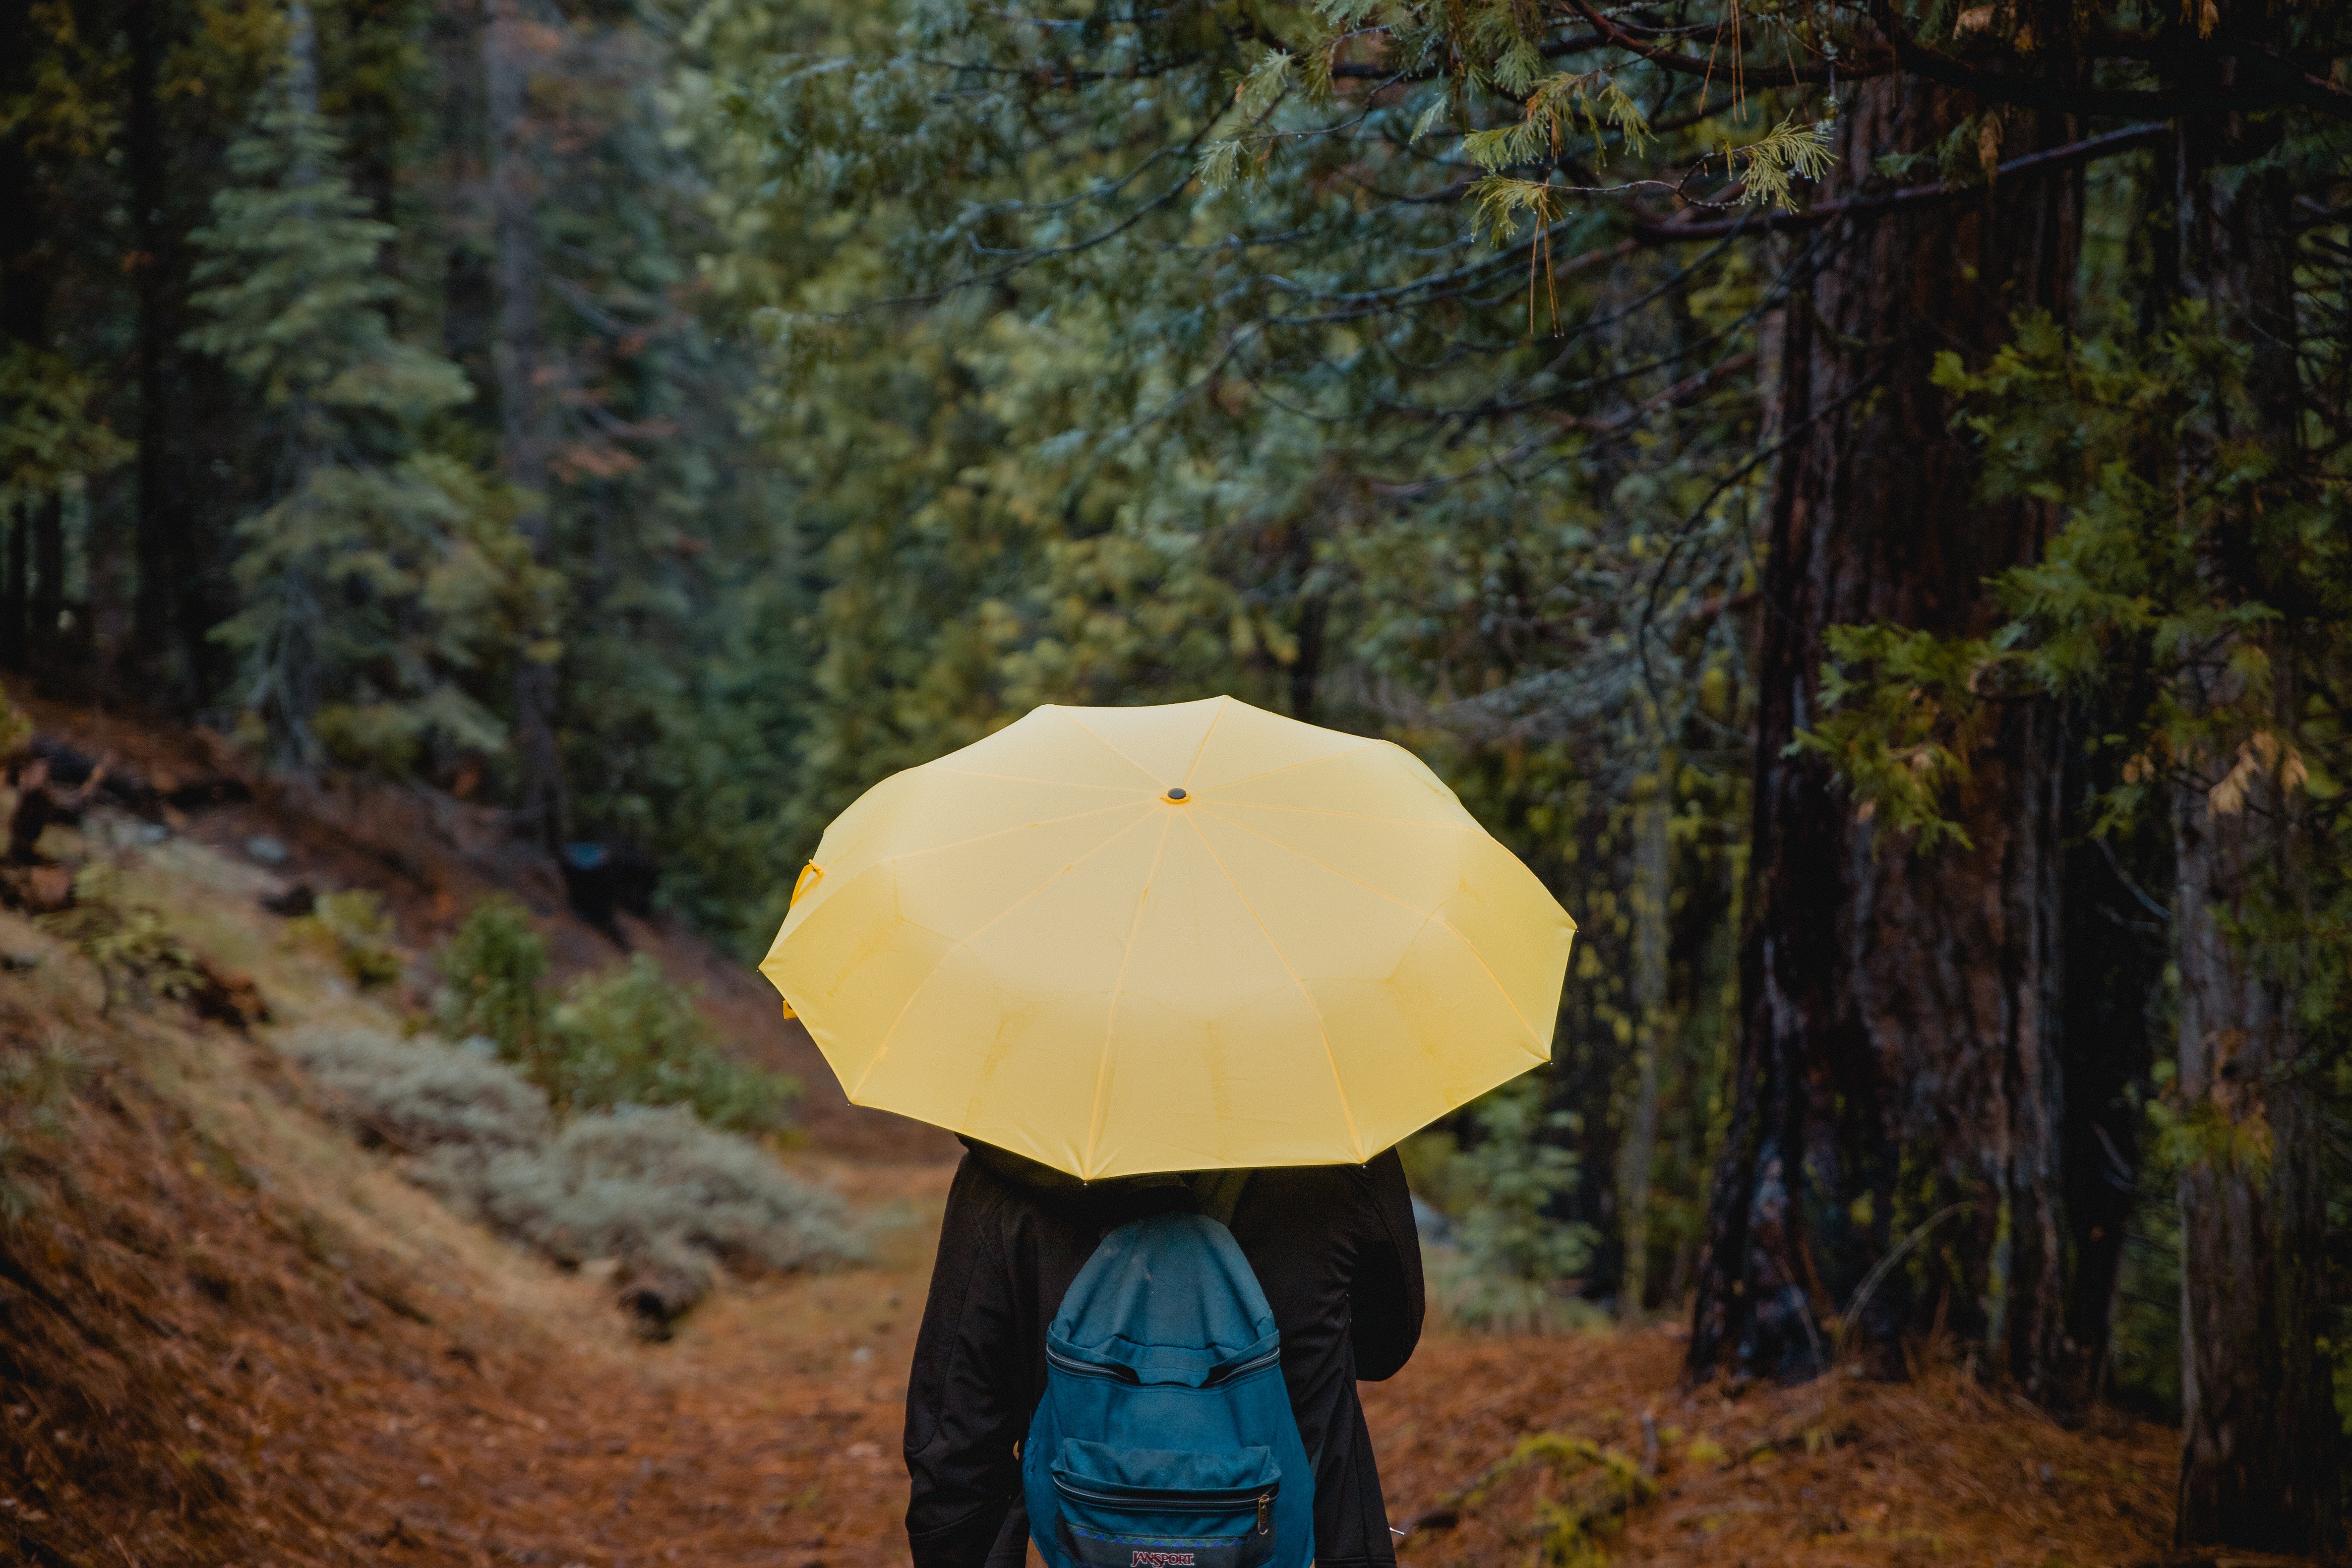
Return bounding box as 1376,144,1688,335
0,881,950,1565
11,692,956,1161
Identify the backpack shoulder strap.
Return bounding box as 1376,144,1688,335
1186,1169,1252,1228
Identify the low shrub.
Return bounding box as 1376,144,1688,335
1404,1078,1602,1334
39,863,208,1014
434,901,796,1136
282,1026,552,1160
291,889,403,988
280,1026,857,1331
544,955,799,1134
472,1105,860,1278
434,894,547,1058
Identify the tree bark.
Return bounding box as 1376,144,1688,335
1616,746,1672,1321
29,495,63,665
2054,756,2167,1407
438,0,497,399
1288,594,1326,725
2,511,25,669
2166,97,2340,1551
484,0,564,849
0,0,34,677
1688,74,2080,1392
126,0,183,684
2171,748,2333,1548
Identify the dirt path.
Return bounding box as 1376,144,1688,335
319,1162,2175,1568
0,999,2181,1568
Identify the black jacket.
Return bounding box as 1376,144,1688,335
903,1139,1425,1568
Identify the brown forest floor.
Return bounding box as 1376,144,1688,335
0,696,2243,1568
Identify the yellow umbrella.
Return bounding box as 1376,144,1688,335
759,696,1575,1179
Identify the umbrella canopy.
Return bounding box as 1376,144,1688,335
759,696,1576,1179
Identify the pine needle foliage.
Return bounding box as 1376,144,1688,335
1720,112,1838,210
187,28,543,773
0,346,132,513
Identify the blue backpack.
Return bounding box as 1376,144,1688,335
1023,1210,1315,1568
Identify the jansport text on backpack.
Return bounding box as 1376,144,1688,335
1022,1212,1315,1568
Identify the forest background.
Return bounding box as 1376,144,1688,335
4,0,2352,1550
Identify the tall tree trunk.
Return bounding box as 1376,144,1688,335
1288,595,1325,725
2,511,24,669
1688,76,2080,1392
1616,744,1672,1322
127,0,179,681
30,496,63,666
2166,97,2339,1550
2171,747,2333,1547
2054,748,2167,1407
439,0,497,399
0,0,35,679
485,0,564,849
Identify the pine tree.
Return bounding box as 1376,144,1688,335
187,0,542,773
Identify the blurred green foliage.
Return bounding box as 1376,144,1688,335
1405,1077,1602,1333
38,865,208,1015
436,899,796,1134
297,889,403,989
436,895,550,1058
546,955,799,1134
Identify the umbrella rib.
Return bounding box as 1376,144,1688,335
1081,811,1177,1176
1056,708,1168,788
1184,818,1367,1163
1194,741,1381,792
879,800,1147,866
1200,808,1547,1046
845,813,1160,1100
1176,696,1230,785
1205,803,1478,830
936,769,1144,793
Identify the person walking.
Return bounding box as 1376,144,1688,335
903,1139,1425,1568
758,697,1574,1568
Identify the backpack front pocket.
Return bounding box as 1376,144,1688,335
1050,1440,1280,1568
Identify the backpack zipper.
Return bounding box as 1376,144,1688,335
1044,1344,1280,1385
1206,1346,1280,1384
1044,1347,1141,1384
1051,1476,1280,1512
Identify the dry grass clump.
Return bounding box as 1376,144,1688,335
283,1025,861,1333
496,1103,860,1275
287,1023,552,1158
